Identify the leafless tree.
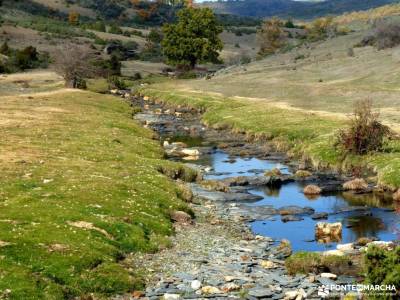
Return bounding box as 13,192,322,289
53,45,95,88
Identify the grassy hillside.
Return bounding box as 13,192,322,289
0,76,194,299
159,27,400,130
134,10,400,190
139,84,400,190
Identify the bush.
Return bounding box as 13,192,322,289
0,44,49,73
374,22,400,50
336,99,391,155
363,245,400,299
257,18,287,56
108,24,123,34
307,16,337,41
357,22,400,50
108,76,128,90
286,252,353,275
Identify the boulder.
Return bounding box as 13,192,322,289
201,286,221,294
170,211,192,224
190,280,201,290
336,243,354,251
260,260,277,269
281,215,304,222
320,273,337,279
163,294,181,300
322,249,345,256
311,212,328,220
303,184,321,195
181,148,200,156
393,189,400,202
294,170,312,178
279,205,315,215
315,222,342,243
343,178,368,191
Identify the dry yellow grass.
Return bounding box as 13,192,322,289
303,185,322,195
334,4,400,25
343,178,368,191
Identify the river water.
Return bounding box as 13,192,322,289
183,148,400,252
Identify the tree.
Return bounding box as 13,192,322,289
130,0,188,23
307,16,337,41
68,11,80,25
161,7,223,69
54,45,94,89
257,18,286,56
0,41,10,55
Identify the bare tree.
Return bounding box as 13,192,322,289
53,45,94,88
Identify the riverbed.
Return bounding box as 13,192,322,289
134,98,400,253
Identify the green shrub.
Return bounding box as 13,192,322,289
108,24,123,34
286,252,352,275
108,76,128,90
0,45,49,73
363,245,400,299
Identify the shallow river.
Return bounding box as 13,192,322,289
186,149,400,252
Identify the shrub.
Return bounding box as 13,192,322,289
336,99,391,155
286,252,353,275
257,18,287,56
357,22,400,50
0,45,49,73
347,47,355,57
132,72,142,80
0,41,10,55
374,22,400,50
108,76,128,90
363,245,400,299
307,16,337,41
108,24,123,34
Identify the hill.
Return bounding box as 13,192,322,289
203,0,400,19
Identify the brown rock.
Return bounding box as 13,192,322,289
343,178,368,191
170,210,192,224
303,184,321,195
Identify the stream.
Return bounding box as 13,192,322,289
189,149,399,252
133,98,400,253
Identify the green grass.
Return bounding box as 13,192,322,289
139,85,400,190
0,90,195,299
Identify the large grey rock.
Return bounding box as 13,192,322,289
281,215,304,222
248,288,273,298
190,184,263,202
278,206,315,215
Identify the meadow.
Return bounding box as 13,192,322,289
0,79,194,298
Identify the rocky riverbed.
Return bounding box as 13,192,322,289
112,93,399,300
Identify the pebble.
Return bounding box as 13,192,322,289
201,286,221,294
164,293,181,300
190,280,201,290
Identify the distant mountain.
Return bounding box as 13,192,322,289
202,0,400,19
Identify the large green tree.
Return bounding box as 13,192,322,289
161,7,223,69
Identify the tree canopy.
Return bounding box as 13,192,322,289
161,7,223,69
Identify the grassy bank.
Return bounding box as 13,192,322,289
0,90,195,299
139,85,400,190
